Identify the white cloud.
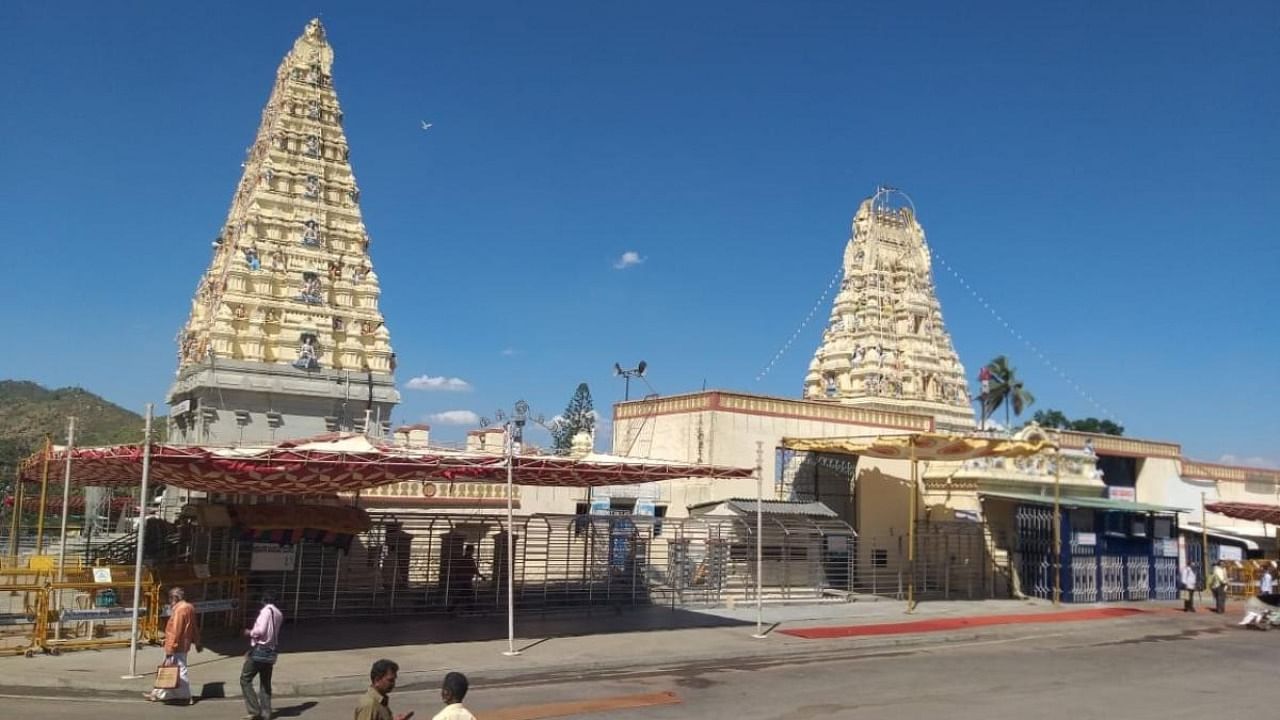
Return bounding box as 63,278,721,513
1217,454,1279,469
405,374,472,392
613,251,644,270
427,410,481,426
500,348,519,357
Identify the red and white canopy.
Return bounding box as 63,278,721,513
1204,501,1280,527
18,434,754,495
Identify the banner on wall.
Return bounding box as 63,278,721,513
1107,487,1136,502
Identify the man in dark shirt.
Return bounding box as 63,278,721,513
354,659,414,720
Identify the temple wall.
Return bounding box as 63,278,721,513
609,394,922,521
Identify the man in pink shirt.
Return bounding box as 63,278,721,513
240,591,283,720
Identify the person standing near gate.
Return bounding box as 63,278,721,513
144,586,202,704
1210,560,1230,614
1181,564,1198,612
241,591,283,720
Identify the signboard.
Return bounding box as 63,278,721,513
160,598,237,617
28,555,56,571
1153,517,1173,539
171,399,192,416
1073,532,1097,546
1219,545,1244,562
1154,538,1179,558
92,568,113,584
635,500,656,517
61,606,139,622
1107,487,1136,502
589,498,611,516
250,544,296,572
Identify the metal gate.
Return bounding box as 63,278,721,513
1015,505,1056,601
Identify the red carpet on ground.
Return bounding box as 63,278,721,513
779,607,1146,639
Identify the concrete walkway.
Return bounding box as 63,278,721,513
0,598,1234,700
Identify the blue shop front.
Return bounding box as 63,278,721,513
982,491,1183,603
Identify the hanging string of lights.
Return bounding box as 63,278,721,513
930,250,1121,425
754,264,842,382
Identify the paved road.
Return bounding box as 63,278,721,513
1,621,1267,719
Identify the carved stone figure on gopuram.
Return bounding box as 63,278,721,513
803,187,975,431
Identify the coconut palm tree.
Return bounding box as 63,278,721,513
981,355,1035,431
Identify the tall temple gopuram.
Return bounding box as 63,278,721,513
167,19,399,445
802,187,975,430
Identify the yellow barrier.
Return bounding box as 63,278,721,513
33,565,160,655
13,567,245,657
1225,560,1277,599
0,582,44,657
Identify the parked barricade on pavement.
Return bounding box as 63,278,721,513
0,577,45,656
34,565,158,655
153,569,247,640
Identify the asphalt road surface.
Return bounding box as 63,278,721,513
1,622,1267,719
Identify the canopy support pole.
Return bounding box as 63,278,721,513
906,440,917,613
35,439,52,554
123,404,153,679
752,442,766,639
502,423,519,657
1052,449,1062,607
7,464,22,559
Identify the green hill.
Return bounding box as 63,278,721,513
0,380,154,475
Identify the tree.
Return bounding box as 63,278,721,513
550,383,596,453
1068,417,1124,436
981,355,1035,430
1031,409,1071,429
1025,408,1124,436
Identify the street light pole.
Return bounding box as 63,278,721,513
906,438,918,613
1201,491,1209,583
56,416,76,583
124,404,154,679
502,400,528,658
752,442,766,639
1052,448,1061,607
613,361,647,401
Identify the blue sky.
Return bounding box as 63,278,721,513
1,2,1276,464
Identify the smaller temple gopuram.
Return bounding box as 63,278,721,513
803,187,975,430
167,19,398,445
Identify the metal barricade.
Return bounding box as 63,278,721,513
32,565,157,655
153,570,247,640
